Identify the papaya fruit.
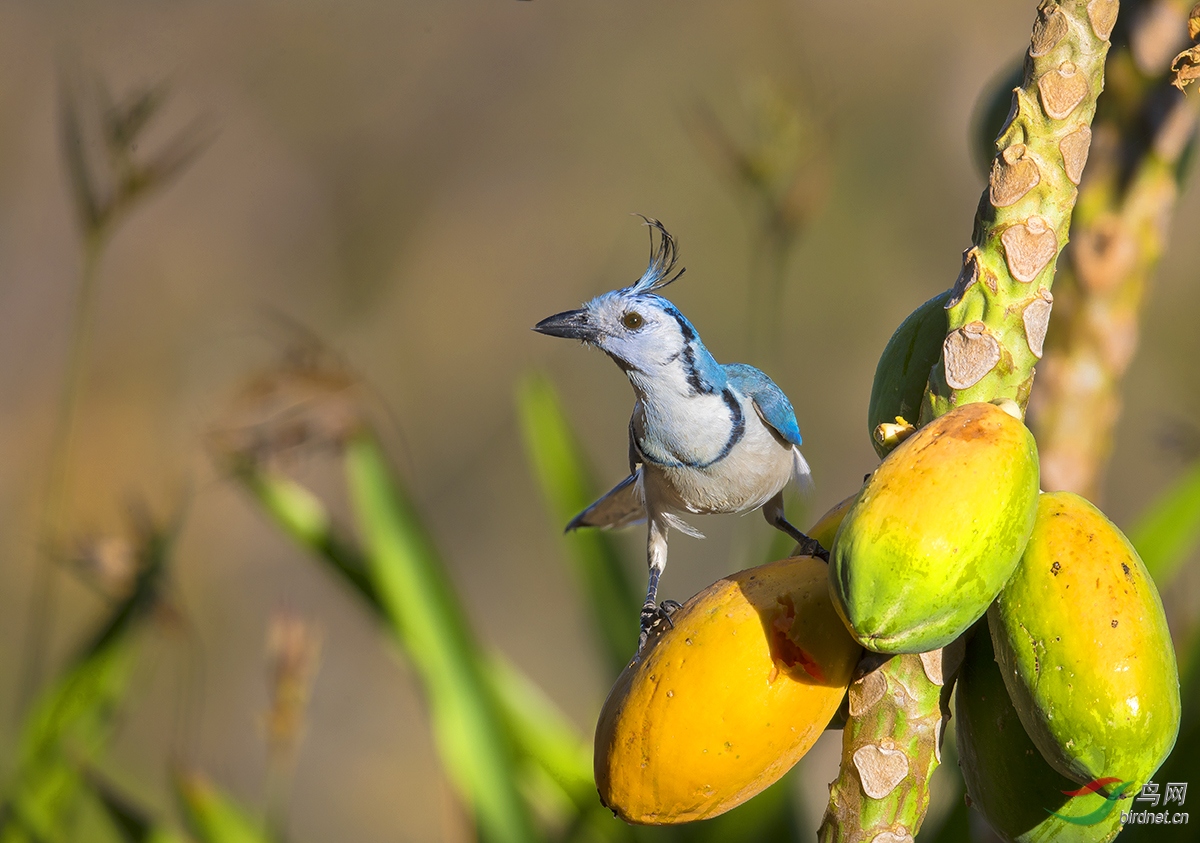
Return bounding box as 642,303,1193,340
594,556,861,824
866,290,950,458
988,491,1180,788
830,401,1039,653
957,627,1128,843
802,490,858,553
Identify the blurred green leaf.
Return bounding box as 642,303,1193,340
1,515,173,843
485,657,593,810
0,644,135,843
233,464,381,612
344,431,541,843
86,770,188,843
90,778,154,843
485,656,642,842
516,373,640,674
175,773,269,843
232,461,602,832
1130,459,1200,585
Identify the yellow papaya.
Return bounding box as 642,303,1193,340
594,556,861,824
988,492,1180,788
830,401,1040,653
957,628,1127,843
802,490,858,553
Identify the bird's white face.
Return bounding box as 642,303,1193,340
581,292,689,373
534,290,691,374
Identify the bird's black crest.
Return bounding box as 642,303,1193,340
628,215,686,294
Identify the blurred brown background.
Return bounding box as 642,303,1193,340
0,1,1197,841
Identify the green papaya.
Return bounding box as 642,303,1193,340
866,290,950,458
830,401,1039,653
988,492,1180,788
957,628,1127,843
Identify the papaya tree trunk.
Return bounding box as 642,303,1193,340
819,2,1117,839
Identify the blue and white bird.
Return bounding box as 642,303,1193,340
534,217,825,650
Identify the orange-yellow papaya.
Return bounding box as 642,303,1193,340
595,556,861,824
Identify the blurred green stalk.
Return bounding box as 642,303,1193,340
516,373,641,675
234,462,604,822
17,229,106,718
1131,458,1200,584
1030,0,1198,499
1,514,173,843
18,76,208,718
343,431,540,843
176,773,273,843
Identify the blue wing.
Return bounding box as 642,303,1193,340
724,363,803,447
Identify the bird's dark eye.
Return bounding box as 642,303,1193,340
621,311,644,330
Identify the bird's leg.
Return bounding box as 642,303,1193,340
763,492,829,562
638,517,675,651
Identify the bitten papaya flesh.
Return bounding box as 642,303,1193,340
957,628,1127,843
866,290,950,458
988,492,1180,788
830,401,1039,653
595,556,861,824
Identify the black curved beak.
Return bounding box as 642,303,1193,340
533,308,596,341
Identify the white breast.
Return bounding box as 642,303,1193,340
640,394,796,516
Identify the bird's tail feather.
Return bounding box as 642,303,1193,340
565,471,706,539
566,471,646,532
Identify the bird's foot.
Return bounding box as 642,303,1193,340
637,599,683,652
794,532,830,563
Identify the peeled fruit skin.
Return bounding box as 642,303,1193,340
594,556,862,824
830,401,1040,654
866,290,950,458
957,628,1125,843
988,491,1180,789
